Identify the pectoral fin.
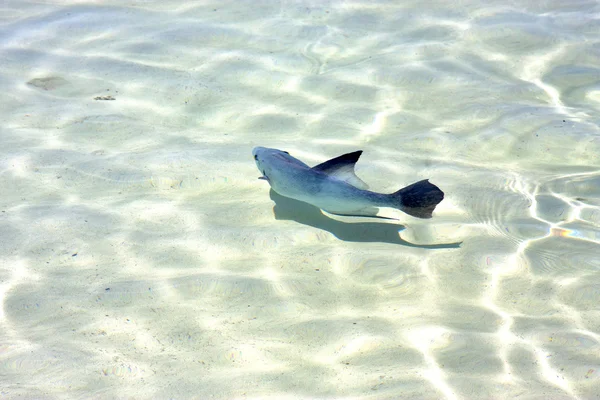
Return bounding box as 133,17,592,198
312,150,369,190
258,170,270,182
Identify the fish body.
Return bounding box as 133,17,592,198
252,146,444,219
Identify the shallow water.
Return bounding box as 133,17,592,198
1,1,599,399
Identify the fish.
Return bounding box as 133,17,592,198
252,146,444,219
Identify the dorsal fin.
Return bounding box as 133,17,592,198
312,150,369,190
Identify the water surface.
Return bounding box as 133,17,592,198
1,1,599,399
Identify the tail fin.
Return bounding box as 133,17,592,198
389,179,444,219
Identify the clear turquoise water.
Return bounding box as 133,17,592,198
1,1,599,399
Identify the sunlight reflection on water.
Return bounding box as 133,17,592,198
1,0,599,399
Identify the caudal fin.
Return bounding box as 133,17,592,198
389,179,444,219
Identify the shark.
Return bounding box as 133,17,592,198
252,147,444,219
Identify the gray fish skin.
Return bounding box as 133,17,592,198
252,146,444,219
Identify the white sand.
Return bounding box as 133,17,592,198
1,0,599,399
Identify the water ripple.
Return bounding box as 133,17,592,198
1,0,599,399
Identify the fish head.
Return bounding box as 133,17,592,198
252,146,296,181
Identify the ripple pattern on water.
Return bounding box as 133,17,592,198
1,0,600,399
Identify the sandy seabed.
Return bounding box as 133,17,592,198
1,1,600,399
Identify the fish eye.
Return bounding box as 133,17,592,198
254,154,258,160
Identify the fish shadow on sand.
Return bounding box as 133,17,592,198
269,190,461,249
